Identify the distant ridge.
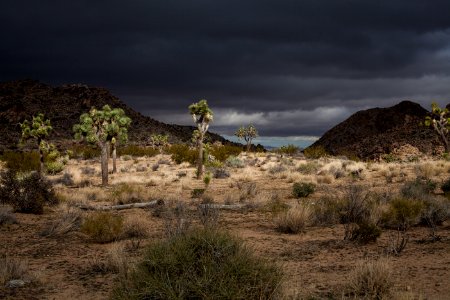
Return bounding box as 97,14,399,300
308,101,442,159
0,79,236,151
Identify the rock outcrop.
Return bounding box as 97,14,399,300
308,101,442,159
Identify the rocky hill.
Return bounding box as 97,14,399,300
0,79,233,151
308,101,442,159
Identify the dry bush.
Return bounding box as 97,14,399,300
122,214,151,239
381,198,424,231
296,161,320,174
163,201,191,237
111,183,147,205
311,196,341,226
317,174,334,184
0,206,17,226
347,258,393,299
0,255,31,285
261,192,289,214
81,212,124,243
197,203,220,228
40,207,82,237
237,181,258,201
414,162,438,179
274,204,312,234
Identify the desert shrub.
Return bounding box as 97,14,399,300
381,198,424,230
276,144,299,156
262,193,289,214
0,255,30,285
0,207,17,226
268,164,287,174
348,222,382,244
274,205,311,234
0,151,40,172
40,208,82,237
168,144,197,164
296,161,320,174
210,144,242,162
0,170,58,214
311,196,341,226
118,145,159,157
44,146,69,175
81,212,124,243
421,197,450,227
292,182,315,198
70,144,101,160
303,145,327,159
191,188,205,198
237,181,258,201
105,243,129,274
81,166,96,176
163,202,192,237
441,178,450,196
212,167,230,179
225,155,245,168
401,177,436,200
123,215,150,239
112,228,283,300
197,204,220,228
347,259,393,299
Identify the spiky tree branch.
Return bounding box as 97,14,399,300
425,103,450,153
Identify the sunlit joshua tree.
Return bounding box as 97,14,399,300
424,102,450,153
20,113,53,173
189,99,213,179
73,105,131,185
235,124,258,152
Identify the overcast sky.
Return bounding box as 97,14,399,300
2,0,450,137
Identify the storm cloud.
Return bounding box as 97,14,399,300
2,0,450,136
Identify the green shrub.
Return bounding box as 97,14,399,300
118,145,159,157
81,212,124,243
296,161,320,174
381,198,424,230
168,144,197,164
401,177,436,200
210,144,242,162
225,155,244,168
292,182,315,198
0,151,40,172
112,228,283,300
303,145,327,159
276,144,299,156
0,170,58,214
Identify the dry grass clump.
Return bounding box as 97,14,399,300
347,258,394,299
296,161,320,174
40,207,82,237
274,204,312,234
414,162,440,179
105,243,130,274
122,214,151,239
81,212,124,243
310,196,341,226
0,255,31,285
237,181,258,201
111,183,148,204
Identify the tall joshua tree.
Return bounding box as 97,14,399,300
425,103,450,153
20,113,53,173
74,105,129,185
109,108,132,173
189,99,213,179
235,124,258,152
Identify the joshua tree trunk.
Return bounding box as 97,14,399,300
112,143,117,173
197,134,204,179
38,137,44,174
246,140,251,152
100,142,109,186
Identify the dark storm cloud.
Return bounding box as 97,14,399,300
2,0,450,136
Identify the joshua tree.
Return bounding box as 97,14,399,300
20,113,53,173
235,124,258,152
74,105,130,185
425,103,450,153
150,134,169,152
109,108,132,173
189,99,213,179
